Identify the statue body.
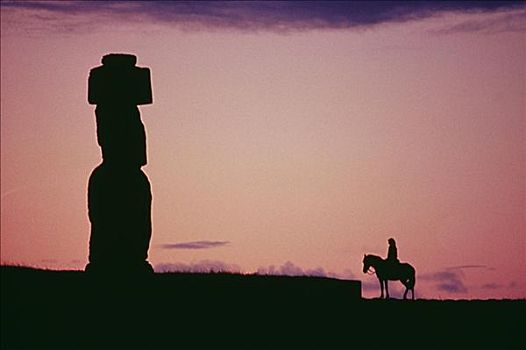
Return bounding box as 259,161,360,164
87,163,152,272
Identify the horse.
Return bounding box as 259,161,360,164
362,254,416,300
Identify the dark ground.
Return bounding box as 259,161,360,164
1,266,523,349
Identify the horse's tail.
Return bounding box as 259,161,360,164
409,266,416,289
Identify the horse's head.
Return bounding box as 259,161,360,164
362,254,371,274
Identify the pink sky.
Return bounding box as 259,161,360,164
1,1,525,299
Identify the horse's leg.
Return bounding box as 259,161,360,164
401,279,408,299
379,278,384,299
385,280,389,299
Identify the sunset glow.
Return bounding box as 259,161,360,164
1,1,525,299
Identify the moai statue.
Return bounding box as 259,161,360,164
85,54,153,274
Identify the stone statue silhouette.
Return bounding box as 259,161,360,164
85,53,153,274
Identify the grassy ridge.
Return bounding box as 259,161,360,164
1,266,523,349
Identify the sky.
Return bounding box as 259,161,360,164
1,1,525,299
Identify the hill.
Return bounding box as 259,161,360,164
1,266,523,349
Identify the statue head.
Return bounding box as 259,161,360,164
88,53,152,106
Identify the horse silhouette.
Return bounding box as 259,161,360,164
362,254,415,299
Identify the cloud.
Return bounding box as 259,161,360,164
481,283,503,290
256,261,344,279
433,9,526,34
446,265,491,270
420,270,468,294
155,259,240,273
1,185,31,200
2,0,524,33
361,280,381,292
160,241,230,250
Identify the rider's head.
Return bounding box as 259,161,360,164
388,238,396,245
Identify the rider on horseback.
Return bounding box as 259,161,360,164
386,238,400,270
362,238,416,299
